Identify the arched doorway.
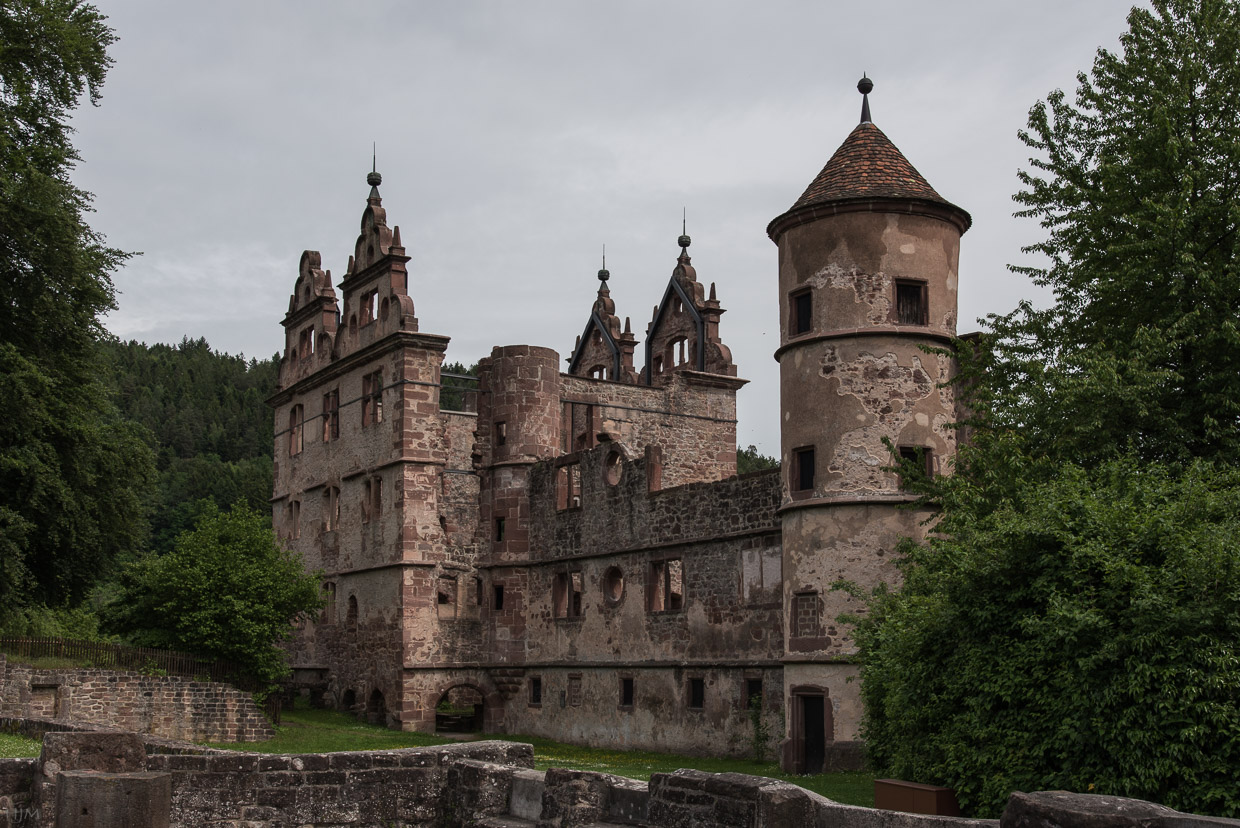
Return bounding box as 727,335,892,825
367,688,387,726
340,688,356,715
434,685,484,733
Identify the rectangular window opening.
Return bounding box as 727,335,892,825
493,584,505,611
620,677,634,709
529,676,542,706
895,280,929,326
495,421,507,447
437,576,457,619
288,405,304,456
567,674,582,707
322,390,340,442
557,464,582,510
648,558,684,612
688,677,705,710
746,678,763,709
553,571,583,618
791,289,813,335
897,445,934,487
495,517,506,542
792,446,815,493
362,370,384,426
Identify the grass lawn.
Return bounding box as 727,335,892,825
0,733,41,759
206,705,874,807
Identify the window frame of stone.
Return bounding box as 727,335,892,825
299,327,314,361
322,389,340,442
647,558,684,613
790,288,813,336
528,676,542,707
493,584,505,611
322,485,340,532
687,676,705,711
495,517,506,543
553,570,583,619
288,498,300,539
361,369,383,426
567,674,582,707
346,594,358,628
288,405,304,456
619,675,635,710
791,446,815,496
893,279,929,326
495,421,506,447
602,565,625,606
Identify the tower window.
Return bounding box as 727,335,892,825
494,584,505,611
792,446,815,493
791,289,813,335
620,677,634,709
895,280,929,326
495,517,506,542
362,370,383,426
495,421,506,446
529,676,542,706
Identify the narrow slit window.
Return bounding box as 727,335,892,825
495,421,507,447
494,584,505,611
322,390,339,442
288,405,304,456
529,676,542,706
495,517,506,542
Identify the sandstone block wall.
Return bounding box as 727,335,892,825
0,663,272,743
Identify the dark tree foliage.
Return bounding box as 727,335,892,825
0,0,154,610
103,338,279,556
989,0,1240,467
736,444,778,475
104,503,322,685
439,360,478,412
857,1,1240,817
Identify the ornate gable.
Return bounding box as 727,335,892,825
567,257,638,383
640,231,735,385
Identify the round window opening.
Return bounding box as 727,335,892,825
603,566,625,604
604,449,623,486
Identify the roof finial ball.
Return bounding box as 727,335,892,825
678,208,691,251
858,74,873,124
367,170,382,188
598,245,610,282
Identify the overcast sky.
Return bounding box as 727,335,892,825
73,1,1141,456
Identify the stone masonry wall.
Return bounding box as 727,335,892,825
0,664,272,742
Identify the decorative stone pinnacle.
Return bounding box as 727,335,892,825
858,74,873,124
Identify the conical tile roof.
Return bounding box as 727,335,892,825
790,121,948,209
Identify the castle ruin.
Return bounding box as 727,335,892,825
270,78,969,773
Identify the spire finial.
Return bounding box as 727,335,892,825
598,244,609,282
678,209,691,251
858,74,873,124
367,143,382,195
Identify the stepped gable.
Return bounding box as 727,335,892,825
790,120,947,209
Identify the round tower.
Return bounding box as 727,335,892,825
767,78,970,773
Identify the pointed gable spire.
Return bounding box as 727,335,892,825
567,247,638,383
